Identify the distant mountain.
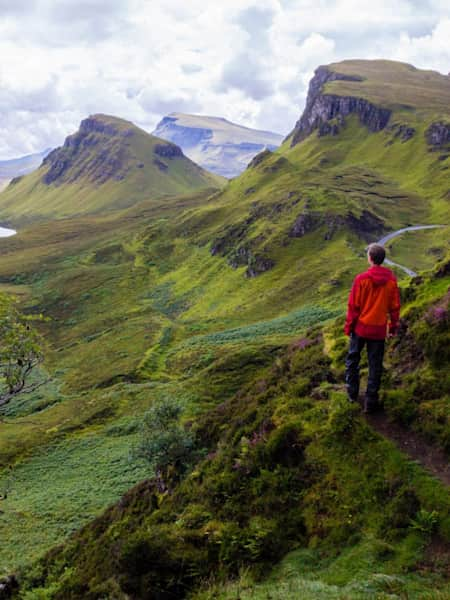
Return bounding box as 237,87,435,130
0,148,51,190
0,114,225,222
152,113,283,178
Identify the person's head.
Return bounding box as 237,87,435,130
367,243,386,265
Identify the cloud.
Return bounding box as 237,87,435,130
218,53,275,100
0,0,449,158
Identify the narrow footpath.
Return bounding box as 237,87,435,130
364,408,450,486
358,224,450,486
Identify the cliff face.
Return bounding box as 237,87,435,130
290,66,391,146
42,116,135,185
153,113,283,178
426,121,450,148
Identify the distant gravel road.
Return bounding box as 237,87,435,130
0,226,16,238
376,225,447,277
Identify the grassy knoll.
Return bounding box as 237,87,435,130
324,59,450,116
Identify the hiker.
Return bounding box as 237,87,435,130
344,243,401,413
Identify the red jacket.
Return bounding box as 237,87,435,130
344,265,400,340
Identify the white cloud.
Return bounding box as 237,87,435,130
0,0,448,159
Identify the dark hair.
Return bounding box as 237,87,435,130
368,243,386,265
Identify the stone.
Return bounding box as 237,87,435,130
426,122,450,148
290,66,391,147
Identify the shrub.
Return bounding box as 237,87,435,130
134,398,197,490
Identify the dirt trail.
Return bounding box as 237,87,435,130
361,405,450,486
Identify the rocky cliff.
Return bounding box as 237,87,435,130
153,113,283,178
289,66,391,146
41,114,188,186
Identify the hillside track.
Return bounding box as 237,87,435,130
376,225,447,276
363,407,450,486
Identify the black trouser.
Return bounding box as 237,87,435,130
345,333,385,404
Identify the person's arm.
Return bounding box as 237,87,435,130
344,277,360,336
388,279,401,336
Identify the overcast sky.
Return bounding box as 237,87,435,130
0,0,449,159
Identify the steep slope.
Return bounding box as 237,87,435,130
173,59,450,283
8,264,450,599
0,114,224,223
153,112,283,178
0,148,51,191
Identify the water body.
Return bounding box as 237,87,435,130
376,225,447,277
0,226,16,237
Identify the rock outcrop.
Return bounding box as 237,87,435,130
42,116,134,185
289,66,391,146
426,122,450,148
288,209,385,241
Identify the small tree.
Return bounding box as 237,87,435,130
135,398,196,492
0,294,45,410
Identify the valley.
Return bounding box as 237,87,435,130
0,59,449,599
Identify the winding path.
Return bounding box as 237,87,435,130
376,225,447,277
0,226,16,238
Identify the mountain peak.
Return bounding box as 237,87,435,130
288,59,450,147
0,113,224,221
41,113,184,186
153,112,283,178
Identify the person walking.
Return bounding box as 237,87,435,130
344,243,401,413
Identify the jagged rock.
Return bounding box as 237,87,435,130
248,149,272,169
246,255,275,278
290,66,391,146
388,123,416,142
318,122,340,137
153,159,168,172
426,122,450,148
154,143,183,159
245,187,256,195
325,210,385,240
289,212,322,237
42,116,132,185
263,156,288,173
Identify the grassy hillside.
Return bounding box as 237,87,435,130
0,114,224,224
9,261,450,598
0,60,449,597
324,59,450,115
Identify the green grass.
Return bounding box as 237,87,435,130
325,59,450,115
194,542,450,599
0,430,149,576
384,227,450,274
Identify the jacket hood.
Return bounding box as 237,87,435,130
366,265,394,286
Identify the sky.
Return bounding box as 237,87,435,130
0,0,449,159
